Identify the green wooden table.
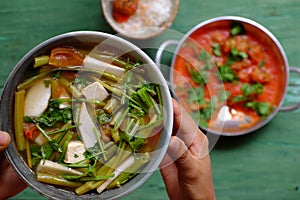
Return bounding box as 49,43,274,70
1,0,300,199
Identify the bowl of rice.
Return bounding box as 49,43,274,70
101,0,180,39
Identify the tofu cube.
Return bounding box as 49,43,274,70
64,141,87,164
82,82,109,102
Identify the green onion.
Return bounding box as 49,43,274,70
34,55,49,68
93,127,107,161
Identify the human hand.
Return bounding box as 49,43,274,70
0,131,27,200
160,99,216,200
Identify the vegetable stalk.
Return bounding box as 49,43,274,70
97,155,135,193
37,172,82,188
34,55,49,68
107,153,150,189
59,77,83,99
75,145,131,195
14,90,26,151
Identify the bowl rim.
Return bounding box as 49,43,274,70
1,30,173,199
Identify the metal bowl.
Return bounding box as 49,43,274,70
101,0,180,39
156,16,300,136
0,31,173,199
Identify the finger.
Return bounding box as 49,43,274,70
159,160,178,189
172,99,208,157
159,161,181,200
190,133,210,159
159,148,173,169
172,98,195,133
0,156,27,199
167,136,202,177
0,131,11,151
172,99,198,141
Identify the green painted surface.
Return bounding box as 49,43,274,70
1,0,300,199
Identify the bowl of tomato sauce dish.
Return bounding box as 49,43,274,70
156,16,300,136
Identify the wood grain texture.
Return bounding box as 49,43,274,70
1,0,299,199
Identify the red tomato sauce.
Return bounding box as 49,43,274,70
112,0,138,23
173,25,286,131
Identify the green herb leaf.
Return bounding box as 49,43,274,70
50,71,62,79
231,23,245,36
212,43,222,57
26,101,73,128
198,49,214,70
230,83,264,103
241,83,263,97
218,65,235,82
259,60,266,68
246,101,271,116
229,48,248,62
120,133,145,153
187,65,209,85
97,109,111,125
127,83,160,117
43,80,51,88
187,87,206,105
231,95,246,103
198,49,211,62
190,96,218,128
218,90,231,103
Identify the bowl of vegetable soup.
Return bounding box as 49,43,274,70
156,16,300,136
0,31,173,199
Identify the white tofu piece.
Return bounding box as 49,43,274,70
83,56,125,77
36,160,83,176
78,103,98,148
64,141,86,164
82,82,109,102
24,78,51,117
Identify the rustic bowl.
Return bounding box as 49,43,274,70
101,0,180,39
0,31,173,199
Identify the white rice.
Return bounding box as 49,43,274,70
116,0,172,35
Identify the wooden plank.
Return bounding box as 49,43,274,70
1,0,300,199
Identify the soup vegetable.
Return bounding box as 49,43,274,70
14,46,164,195
173,23,283,130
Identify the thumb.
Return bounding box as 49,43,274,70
0,131,11,151
168,136,195,172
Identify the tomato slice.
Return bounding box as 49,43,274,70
112,11,131,23
23,123,39,140
49,47,84,67
112,0,138,23
113,0,138,15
